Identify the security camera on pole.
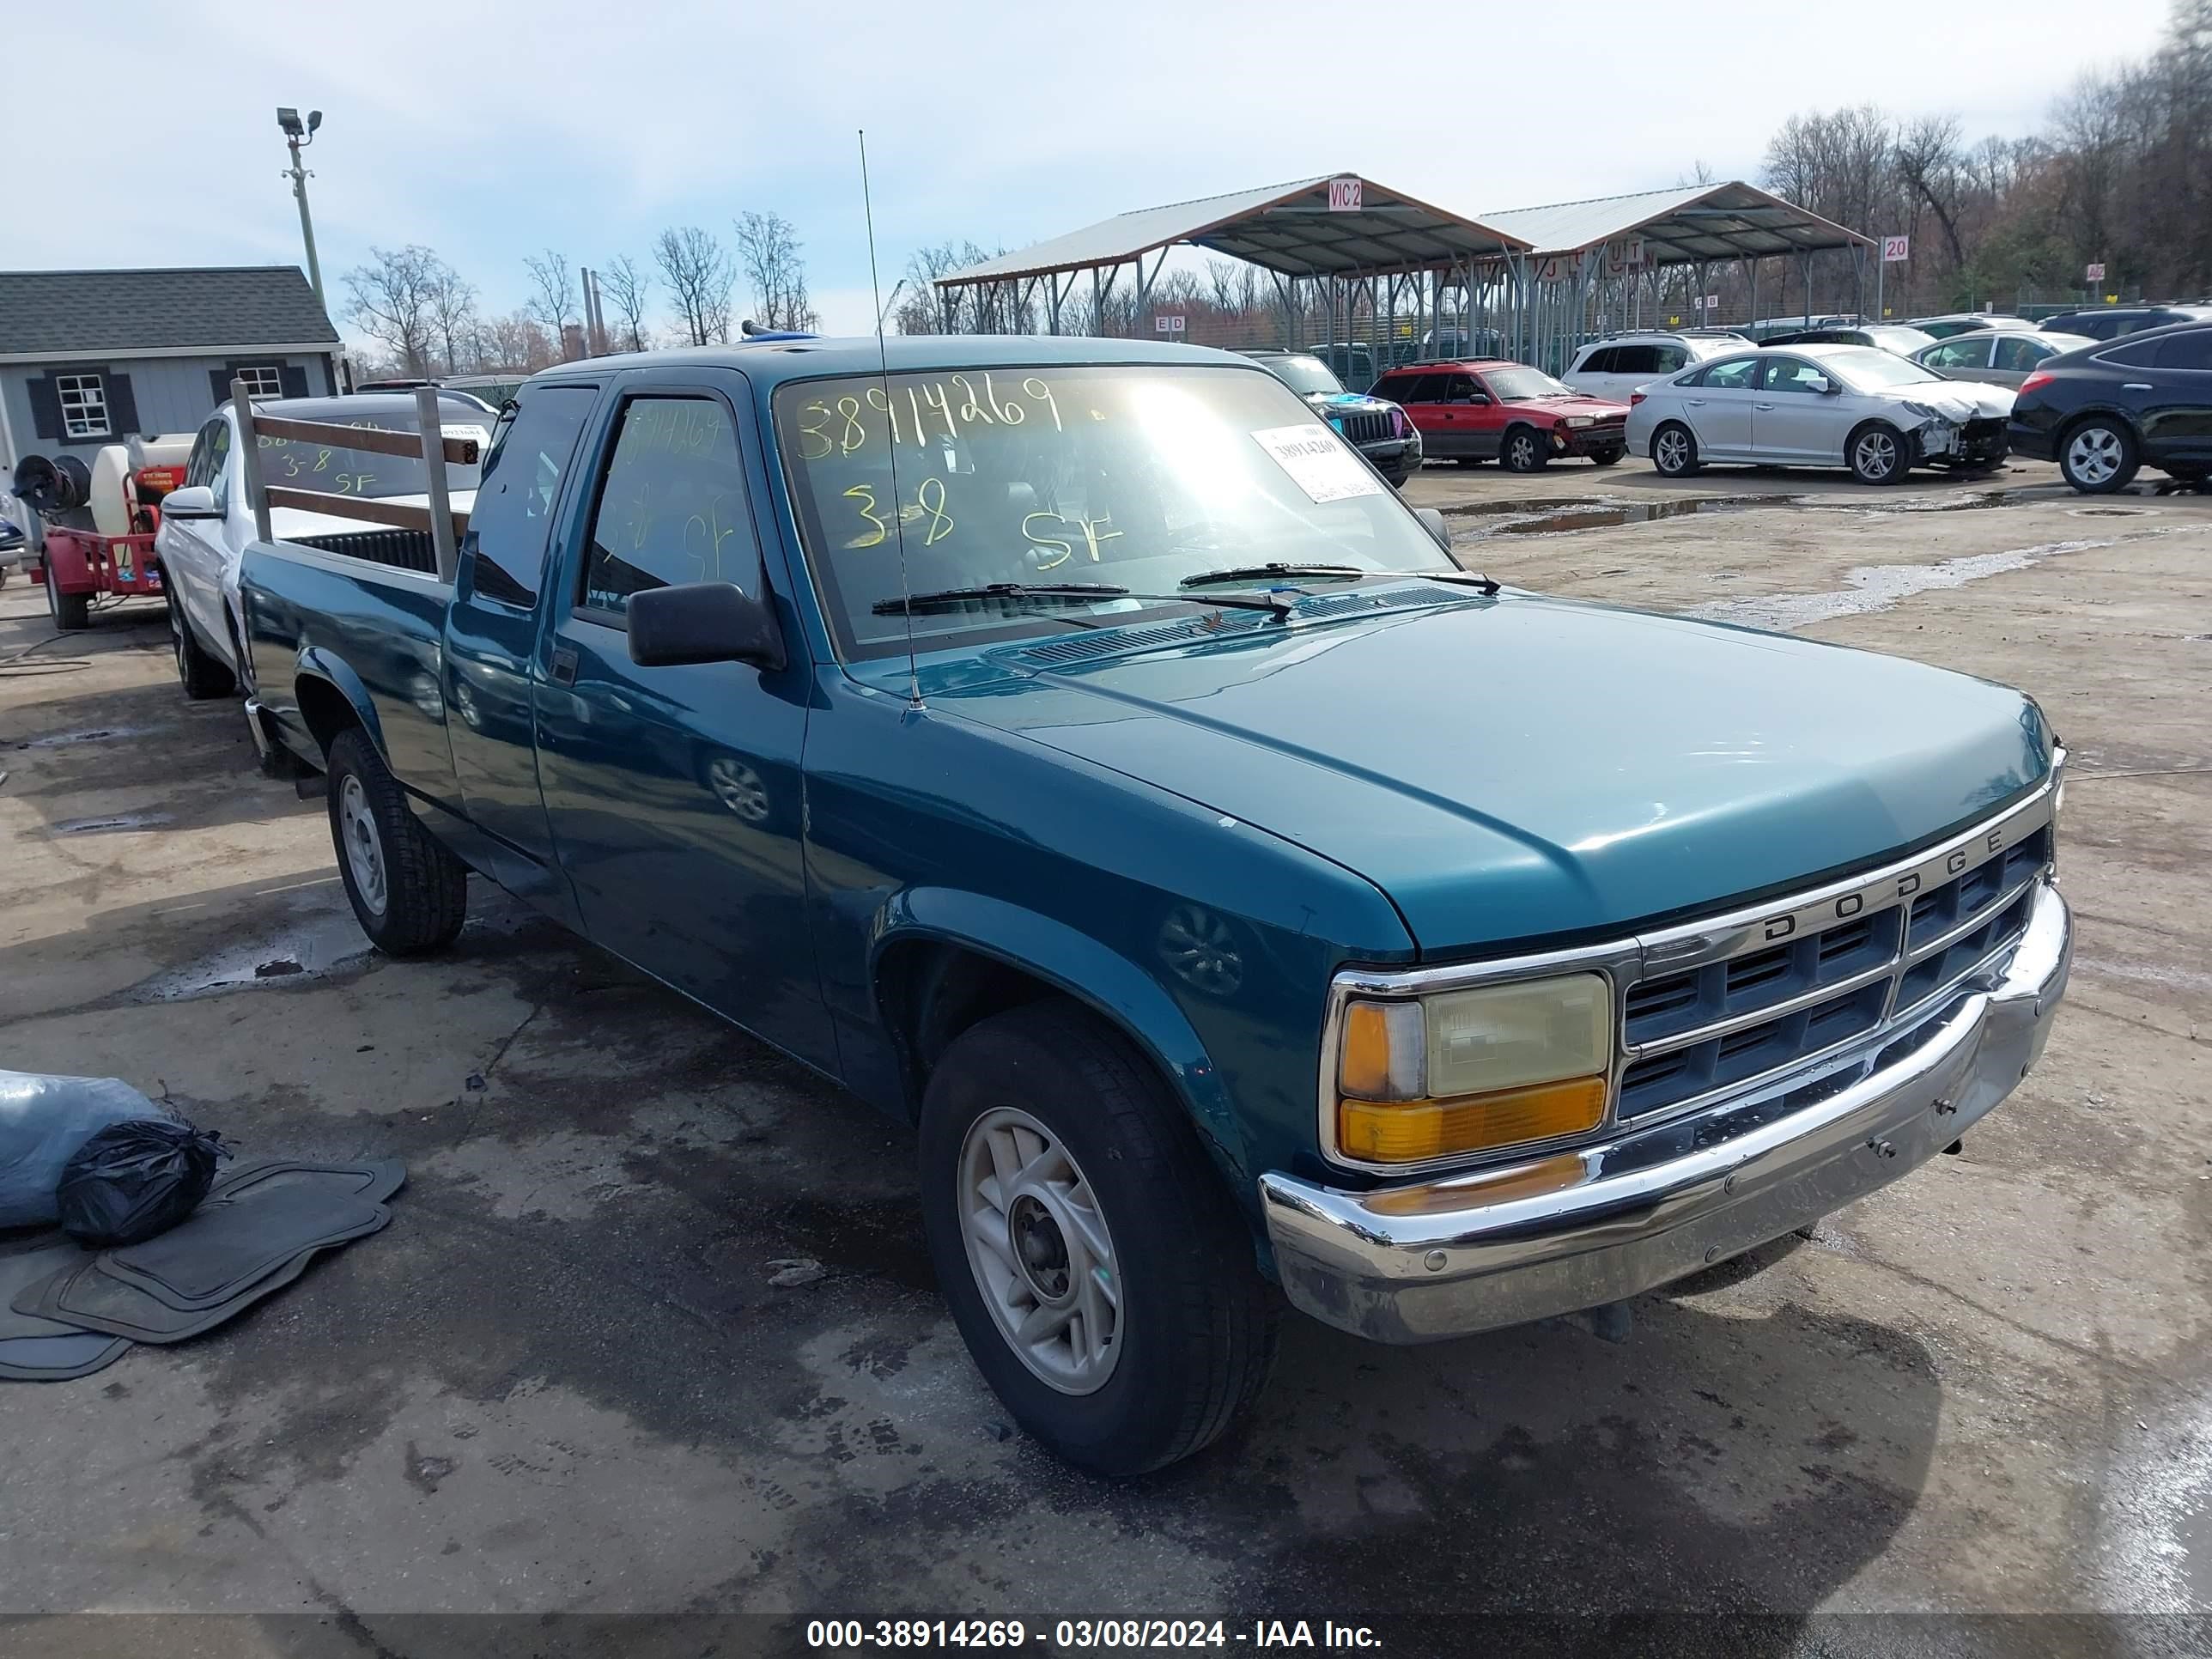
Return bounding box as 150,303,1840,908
277,106,326,314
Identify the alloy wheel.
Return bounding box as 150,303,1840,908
1656,429,1691,473
1854,428,1899,481
2065,426,2124,487
957,1106,1121,1395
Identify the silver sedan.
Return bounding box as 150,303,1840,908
1624,344,2015,484
1913,328,2094,388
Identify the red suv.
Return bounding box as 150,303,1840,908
1370,359,1631,471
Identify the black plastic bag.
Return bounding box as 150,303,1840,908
56,1120,228,1248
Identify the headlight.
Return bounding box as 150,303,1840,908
1566,416,1595,428
1335,973,1613,1164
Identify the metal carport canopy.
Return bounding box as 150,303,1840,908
934,174,1531,288
1475,181,1871,264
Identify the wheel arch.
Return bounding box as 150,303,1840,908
871,890,1253,1190
293,650,386,761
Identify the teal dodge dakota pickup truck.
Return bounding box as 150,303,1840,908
236,338,2071,1474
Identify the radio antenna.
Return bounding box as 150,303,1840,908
860,128,921,711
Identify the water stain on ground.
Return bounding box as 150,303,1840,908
52,810,174,835
1442,484,2051,540
134,910,375,1000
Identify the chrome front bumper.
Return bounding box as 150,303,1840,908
1259,881,2071,1343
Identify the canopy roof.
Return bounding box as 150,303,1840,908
1478,182,1871,264
935,174,1530,288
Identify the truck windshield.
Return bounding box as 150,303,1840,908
774,365,1454,660
257,420,486,500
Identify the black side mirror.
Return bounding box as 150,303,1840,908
627,580,785,671
1414,507,1451,549
1468,392,1492,406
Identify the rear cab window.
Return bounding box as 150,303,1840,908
462,385,597,608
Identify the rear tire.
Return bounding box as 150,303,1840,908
1652,422,1700,477
46,560,89,630
1589,448,1623,466
326,728,468,957
2058,416,2140,494
167,591,234,701
919,1001,1279,1476
1848,422,1909,485
1500,426,1548,473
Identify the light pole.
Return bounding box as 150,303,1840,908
276,107,325,313
876,278,907,332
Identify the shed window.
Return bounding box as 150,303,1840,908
58,374,110,439
234,365,284,399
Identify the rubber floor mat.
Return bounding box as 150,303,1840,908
97,1159,405,1310
0,1238,131,1382
11,1159,404,1344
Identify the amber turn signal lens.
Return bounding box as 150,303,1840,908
1337,1075,1607,1164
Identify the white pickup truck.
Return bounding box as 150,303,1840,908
155,391,487,698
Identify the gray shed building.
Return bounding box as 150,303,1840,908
0,265,342,478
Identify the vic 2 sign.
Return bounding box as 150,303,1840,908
1881,235,1910,264
1328,177,1362,212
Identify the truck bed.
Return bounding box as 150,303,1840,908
240,536,463,809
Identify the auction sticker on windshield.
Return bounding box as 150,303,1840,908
1250,424,1382,504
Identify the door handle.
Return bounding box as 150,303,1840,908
550,645,578,685
1686,398,1706,406
1753,402,1776,410
2122,382,2154,391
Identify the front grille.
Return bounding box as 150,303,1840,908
1616,814,2051,1123
1339,410,1395,446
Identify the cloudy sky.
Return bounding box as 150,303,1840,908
3,0,2180,347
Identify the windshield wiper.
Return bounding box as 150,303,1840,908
1180,563,1370,587
1184,564,1504,597
872,582,1127,614
872,580,1295,621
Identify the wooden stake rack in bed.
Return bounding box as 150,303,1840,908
232,380,480,582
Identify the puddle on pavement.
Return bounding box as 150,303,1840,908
136,910,374,1001
52,811,174,835
1443,486,2045,540
1688,522,2209,630
13,724,153,750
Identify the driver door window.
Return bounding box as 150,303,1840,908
1992,336,2045,373
1700,359,1759,391
580,396,761,618
1760,358,1831,394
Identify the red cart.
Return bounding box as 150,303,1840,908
18,459,180,629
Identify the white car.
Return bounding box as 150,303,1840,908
156,392,487,697
1563,333,1745,402
1625,343,2014,484
1912,328,2094,389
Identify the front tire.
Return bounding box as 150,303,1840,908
1652,422,1700,477
919,1001,1278,1476
326,728,468,957
1849,422,1909,485
2058,416,2139,494
167,592,234,700
1500,426,1548,473
46,560,89,630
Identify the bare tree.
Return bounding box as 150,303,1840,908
732,211,821,332
422,259,479,375
343,245,443,376
653,226,734,345
479,309,556,374
1895,114,1970,269
599,254,651,353
524,250,578,346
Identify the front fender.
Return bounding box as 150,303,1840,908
875,887,1253,1193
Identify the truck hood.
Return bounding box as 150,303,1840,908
940,592,2051,956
